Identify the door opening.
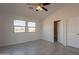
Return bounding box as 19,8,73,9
54,20,60,42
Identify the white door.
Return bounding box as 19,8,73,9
58,20,64,45
67,18,79,48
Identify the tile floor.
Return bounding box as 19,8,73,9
0,39,79,55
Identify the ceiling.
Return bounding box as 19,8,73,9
0,3,64,20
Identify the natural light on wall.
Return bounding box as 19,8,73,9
14,20,36,32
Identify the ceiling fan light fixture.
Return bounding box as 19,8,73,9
36,6,43,11
27,3,50,11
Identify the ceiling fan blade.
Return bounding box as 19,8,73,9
42,7,48,11
43,3,50,5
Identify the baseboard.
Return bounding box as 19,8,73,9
41,39,54,43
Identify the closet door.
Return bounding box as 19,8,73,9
67,18,79,48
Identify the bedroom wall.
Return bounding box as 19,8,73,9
42,4,79,46
0,13,41,46
42,17,54,43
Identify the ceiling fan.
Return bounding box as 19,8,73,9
26,3,50,11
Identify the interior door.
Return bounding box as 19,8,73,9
67,18,79,48
58,20,64,45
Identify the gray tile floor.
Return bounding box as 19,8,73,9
0,39,79,55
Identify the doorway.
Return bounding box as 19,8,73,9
54,20,60,42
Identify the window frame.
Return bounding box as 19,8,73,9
27,22,36,32
13,20,26,33
13,20,36,33
13,26,25,33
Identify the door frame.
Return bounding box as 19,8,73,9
54,20,61,42
53,19,67,46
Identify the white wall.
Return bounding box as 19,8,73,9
42,16,65,44
42,4,79,47
42,17,54,43
0,13,41,46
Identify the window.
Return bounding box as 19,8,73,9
14,20,26,32
14,20,36,33
28,22,36,32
